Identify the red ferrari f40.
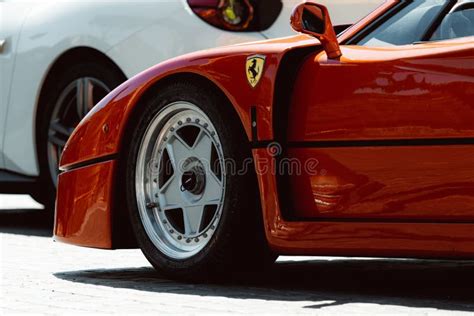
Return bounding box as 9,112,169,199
55,0,474,279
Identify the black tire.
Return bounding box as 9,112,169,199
123,80,276,281
33,61,125,210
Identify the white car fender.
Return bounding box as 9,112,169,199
107,0,265,79
0,2,31,171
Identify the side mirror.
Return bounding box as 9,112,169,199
290,2,342,59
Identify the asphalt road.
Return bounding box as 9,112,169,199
2,194,474,315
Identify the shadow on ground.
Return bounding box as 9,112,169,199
3,201,470,312
0,208,52,237
3,207,474,311
55,258,474,312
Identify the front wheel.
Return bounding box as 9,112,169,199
124,81,275,280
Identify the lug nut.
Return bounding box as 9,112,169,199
146,202,156,209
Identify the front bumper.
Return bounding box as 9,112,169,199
54,159,116,249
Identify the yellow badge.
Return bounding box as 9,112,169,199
246,55,266,88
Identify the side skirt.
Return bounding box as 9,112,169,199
253,148,474,259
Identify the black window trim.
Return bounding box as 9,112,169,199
421,0,457,41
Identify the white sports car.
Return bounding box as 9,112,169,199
0,0,382,207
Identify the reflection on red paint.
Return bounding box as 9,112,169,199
55,161,115,248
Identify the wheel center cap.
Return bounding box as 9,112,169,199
181,164,205,195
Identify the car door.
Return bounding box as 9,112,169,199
284,0,474,222
0,1,30,169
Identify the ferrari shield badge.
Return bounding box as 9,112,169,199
246,54,266,88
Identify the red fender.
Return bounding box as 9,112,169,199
60,35,317,170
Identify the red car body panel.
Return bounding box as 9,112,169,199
254,148,474,258
55,161,115,248
289,42,474,142
55,0,474,258
287,146,474,220
287,40,474,220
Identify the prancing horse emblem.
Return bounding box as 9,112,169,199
246,55,266,88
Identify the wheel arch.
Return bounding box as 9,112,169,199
112,72,253,249
121,72,249,145
35,46,127,148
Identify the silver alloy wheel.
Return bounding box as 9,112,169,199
135,102,226,260
47,77,111,186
